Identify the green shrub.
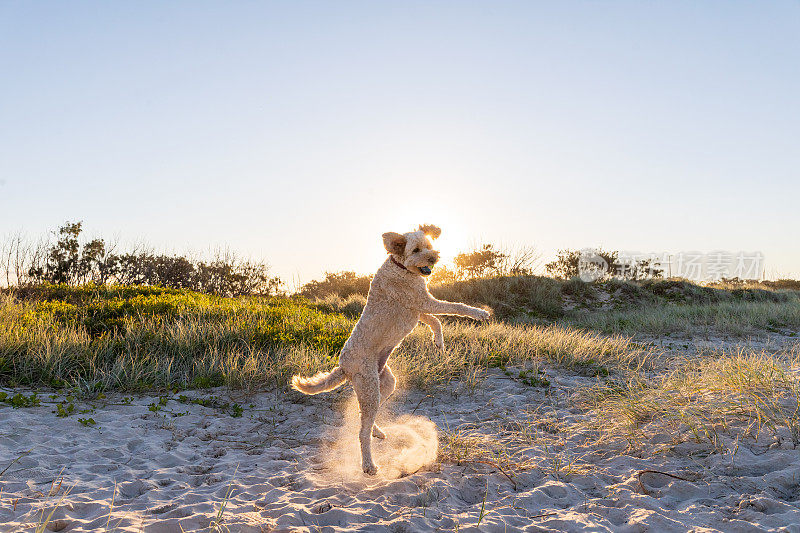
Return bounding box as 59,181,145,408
299,271,372,299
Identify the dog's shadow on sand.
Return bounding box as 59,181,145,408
311,397,438,482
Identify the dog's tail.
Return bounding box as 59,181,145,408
291,367,347,395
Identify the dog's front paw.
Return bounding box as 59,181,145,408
362,462,379,475
434,336,445,351
372,424,386,439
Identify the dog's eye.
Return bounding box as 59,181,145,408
413,248,420,253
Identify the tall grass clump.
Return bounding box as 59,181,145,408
309,293,367,318
581,351,800,450
392,321,656,389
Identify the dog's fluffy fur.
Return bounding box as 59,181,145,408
291,224,490,475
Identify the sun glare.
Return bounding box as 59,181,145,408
384,206,469,264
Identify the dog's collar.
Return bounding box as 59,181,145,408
390,255,409,272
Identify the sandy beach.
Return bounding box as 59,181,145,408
3,342,800,532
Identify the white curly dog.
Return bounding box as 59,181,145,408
291,224,490,475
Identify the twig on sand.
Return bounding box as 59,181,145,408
0,448,33,479
461,459,517,491
529,512,558,519
411,395,435,415
635,469,694,495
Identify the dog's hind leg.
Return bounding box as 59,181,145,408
372,364,397,439
352,371,380,475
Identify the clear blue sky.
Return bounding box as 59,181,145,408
1,1,798,287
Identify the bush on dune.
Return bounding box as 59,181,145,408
1,221,282,297
299,271,372,299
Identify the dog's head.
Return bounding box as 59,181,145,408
382,224,441,277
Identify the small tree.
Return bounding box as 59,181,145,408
428,264,460,285
29,222,84,284
454,244,507,279
499,245,541,276
79,238,119,284
430,243,541,283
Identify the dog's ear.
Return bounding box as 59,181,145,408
382,232,407,255
418,224,441,239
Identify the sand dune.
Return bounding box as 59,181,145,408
2,365,800,532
